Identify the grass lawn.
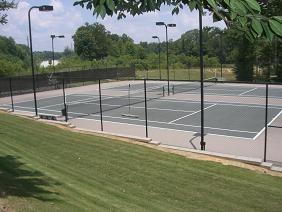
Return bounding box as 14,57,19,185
0,112,281,211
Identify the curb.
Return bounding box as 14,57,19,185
159,144,263,165
75,127,152,143
37,118,71,126
271,166,282,172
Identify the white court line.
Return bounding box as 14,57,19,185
40,96,99,109
268,110,282,126
38,106,257,135
169,104,217,124
13,105,60,113
252,109,282,140
7,94,63,105
205,88,247,92
10,105,257,138
241,94,282,99
86,110,257,134
75,117,253,140
154,98,282,110
68,101,196,113
67,101,196,113
239,88,258,96
171,90,282,99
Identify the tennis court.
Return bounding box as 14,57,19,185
1,80,282,140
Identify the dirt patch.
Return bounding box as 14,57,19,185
1,110,282,177
0,199,14,212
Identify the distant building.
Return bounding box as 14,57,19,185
40,60,60,68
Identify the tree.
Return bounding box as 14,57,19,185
255,0,282,81
73,22,112,60
73,0,282,42
233,38,255,81
0,0,16,25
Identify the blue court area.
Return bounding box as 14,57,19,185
1,81,282,139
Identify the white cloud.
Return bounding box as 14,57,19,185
0,1,226,51
0,0,83,51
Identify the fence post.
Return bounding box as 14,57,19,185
99,80,103,131
62,78,68,122
144,79,148,138
264,83,269,162
9,78,14,112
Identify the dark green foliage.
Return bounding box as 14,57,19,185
73,0,282,41
0,36,30,76
233,37,256,81
0,0,16,25
73,22,112,60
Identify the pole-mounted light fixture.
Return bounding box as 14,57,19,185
51,35,65,72
28,5,53,116
156,22,176,95
152,35,161,80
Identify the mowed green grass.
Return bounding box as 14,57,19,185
0,113,281,211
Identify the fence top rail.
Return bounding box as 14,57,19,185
138,78,282,86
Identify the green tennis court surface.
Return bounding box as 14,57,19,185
1,81,282,139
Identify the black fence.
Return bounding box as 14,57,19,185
0,66,135,97
1,75,282,165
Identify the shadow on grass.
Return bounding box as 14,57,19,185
0,155,60,201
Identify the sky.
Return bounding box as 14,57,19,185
0,0,226,52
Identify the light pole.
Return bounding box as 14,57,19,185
28,5,53,116
199,10,205,151
51,34,65,72
156,22,176,95
220,31,223,78
152,36,161,80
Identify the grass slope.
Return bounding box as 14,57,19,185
0,113,281,211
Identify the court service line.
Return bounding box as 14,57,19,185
37,99,198,114
56,108,257,134
74,117,253,140
9,105,256,138
88,111,257,134
239,88,258,96
67,101,196,113
68,101,196,113
9,104,272,136
40,96,99,109
7,94,63,105
154,98,282,110
205,88,247,92
169,104,217,124
252,109,282,140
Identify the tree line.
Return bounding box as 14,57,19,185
0,23,280,81
69,22,281,81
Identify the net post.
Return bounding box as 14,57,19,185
189,67,191,80
62,78,68,122
116,67,119,81
128,84,131,114
163,86,165,97
9,78,14,112
144,79,148,138
264,83,269,162
99,80,104,131
172,84,175,95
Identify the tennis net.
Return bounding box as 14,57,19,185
172,77,217,95
65,84,165,118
